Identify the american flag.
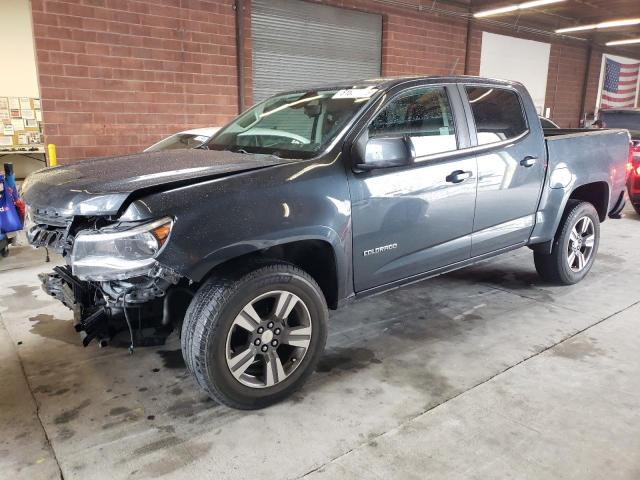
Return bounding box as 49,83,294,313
600,57,640,109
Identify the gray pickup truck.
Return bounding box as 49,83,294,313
23,76,630,409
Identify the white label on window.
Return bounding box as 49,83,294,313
439,127,449,135
332,88,377,99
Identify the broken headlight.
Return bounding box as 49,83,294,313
71,217,173,281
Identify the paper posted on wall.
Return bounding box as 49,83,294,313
11,119,24,131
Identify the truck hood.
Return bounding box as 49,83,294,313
22,149,290,218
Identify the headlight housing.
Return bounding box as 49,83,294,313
71,217,173,281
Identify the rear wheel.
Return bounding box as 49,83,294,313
181,263,328,409
534,200,600,285
632,203,640,216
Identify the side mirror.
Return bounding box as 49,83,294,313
353,134,415,171
303,103,321,117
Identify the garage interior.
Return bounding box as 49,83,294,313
2,0,640,479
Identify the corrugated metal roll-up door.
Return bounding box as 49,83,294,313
251,0,382,103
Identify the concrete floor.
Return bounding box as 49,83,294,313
1,207,639,480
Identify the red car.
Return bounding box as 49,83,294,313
598,109,640,215
628,140,640,215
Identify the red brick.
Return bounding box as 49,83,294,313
32,0,607,162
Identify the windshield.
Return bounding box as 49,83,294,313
147,133,212,152
205,87,378,159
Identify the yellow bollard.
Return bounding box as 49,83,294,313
47,144,57,167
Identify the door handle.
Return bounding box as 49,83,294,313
520,156,538,167
446,170,472,183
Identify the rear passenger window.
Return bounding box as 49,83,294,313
465,87,528,145
369,86,457,159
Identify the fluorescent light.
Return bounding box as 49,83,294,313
599,18,640,29
556,25,595,33
556,18,640,34
474,0,564,18
606,38,640,46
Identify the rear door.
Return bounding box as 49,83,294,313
348,84,478,292
460,84,546,257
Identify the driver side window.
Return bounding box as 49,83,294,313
369,86,457,159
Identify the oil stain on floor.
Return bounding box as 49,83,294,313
28,314,77,345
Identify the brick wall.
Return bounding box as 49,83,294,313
381,11,467,76
465,27,483,76
31,0,239,163
583,48,604,118
545,44,590,128
31,0,617,162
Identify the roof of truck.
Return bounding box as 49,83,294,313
278,76,522,96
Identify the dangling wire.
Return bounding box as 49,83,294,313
120,288,135,354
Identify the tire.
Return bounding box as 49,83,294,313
181,263,328,409
633,203,640,216
534,200,600,285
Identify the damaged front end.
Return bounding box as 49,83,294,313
28,208,192,349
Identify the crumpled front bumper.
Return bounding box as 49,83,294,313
39,266,111,347
39,268,77,315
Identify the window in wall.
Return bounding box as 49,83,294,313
465,86,528,145
369,86,457,159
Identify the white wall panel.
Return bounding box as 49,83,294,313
0,0,39,97
479,32,550,114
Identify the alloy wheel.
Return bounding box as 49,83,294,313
225,290,312,388
567,216,595,272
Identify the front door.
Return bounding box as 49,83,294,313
348,84,478,292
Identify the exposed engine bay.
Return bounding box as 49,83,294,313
27,207,192,349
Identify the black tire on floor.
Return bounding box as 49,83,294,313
181,262,328,409
534,200,600,285
632,203,640,216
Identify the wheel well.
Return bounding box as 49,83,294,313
568,182,609,221
202,240,339,310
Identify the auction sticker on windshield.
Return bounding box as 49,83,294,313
332,87,377,99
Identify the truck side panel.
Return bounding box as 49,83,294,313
122,154,355,301
528,129,629,246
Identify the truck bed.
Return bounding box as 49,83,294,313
542,128,594,137
544,127,629,211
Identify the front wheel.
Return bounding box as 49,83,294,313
534,200,600,285
181,263,328,409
